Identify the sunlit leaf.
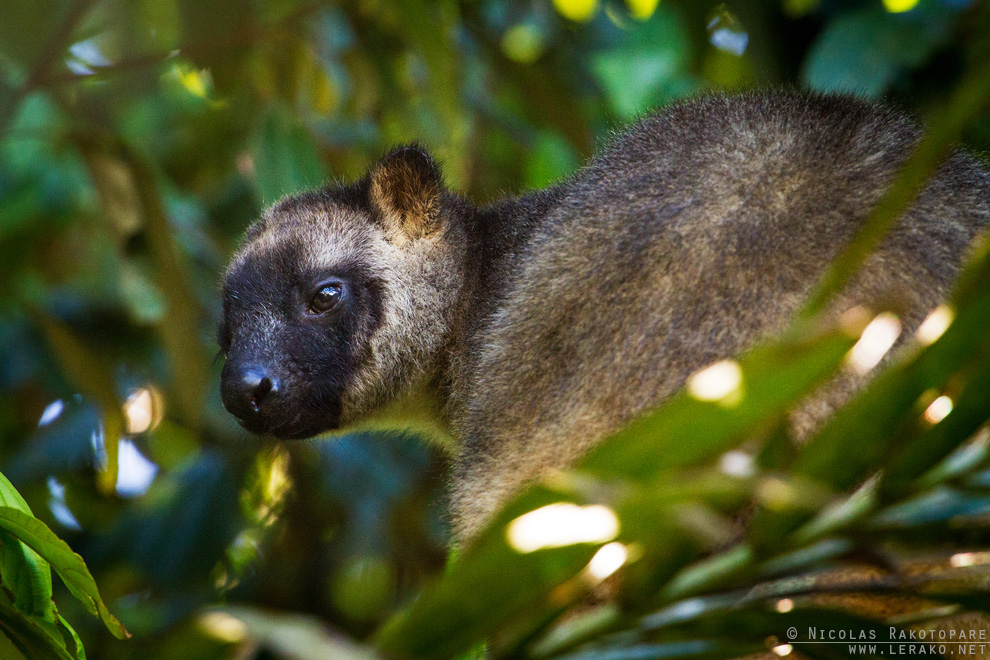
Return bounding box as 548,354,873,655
207,606,382,660
552,0,598,23
625,0,660,21
581,316,858,481
883,0,922,14
376,487,602,659
501,24,546,65
750,284,990,549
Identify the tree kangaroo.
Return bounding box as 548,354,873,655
218,91,990,546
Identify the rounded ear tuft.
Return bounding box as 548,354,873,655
369,146,443,242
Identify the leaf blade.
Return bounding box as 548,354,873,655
0,507,128,639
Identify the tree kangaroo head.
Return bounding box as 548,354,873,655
218,146,465,439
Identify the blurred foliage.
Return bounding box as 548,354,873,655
1,0,990,658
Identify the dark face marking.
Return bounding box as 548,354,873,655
219,235,384,439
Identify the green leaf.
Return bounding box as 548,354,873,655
252,106,327,206
869,487,990,530
0,472,33,515
592,52,684,119
750,282,990,548
0,0,76,68
0,507,129,640
659,546,754,602
208,606,381,660
590,7,692,118
375,487,601,659
0,471,55,622
0,530,54,622
555,640,735,660
802,9,951,97
55,614,85,660
0,180,46,239
0,628,29,660
882,352,990,494
177,0,255,95
0,600,75,660
524,132,580,189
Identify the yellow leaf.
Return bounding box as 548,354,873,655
501,24,544,63
552,0,598,23
625,0,659,21
882,0,920,12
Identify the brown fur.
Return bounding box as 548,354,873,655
447,93,989,540
220,91,990,545
369,147,443,242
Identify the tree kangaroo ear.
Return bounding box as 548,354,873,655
368,146,443,242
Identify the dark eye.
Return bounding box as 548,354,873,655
308,282,343,315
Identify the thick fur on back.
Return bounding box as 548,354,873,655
447,92,990,540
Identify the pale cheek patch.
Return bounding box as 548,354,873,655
340,227,466,421
298,215,372,271
232,207,369,278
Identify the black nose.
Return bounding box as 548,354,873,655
221,363,280,424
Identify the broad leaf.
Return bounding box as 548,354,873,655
0,507,129,640
0,471,54,621
0,600,75,660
